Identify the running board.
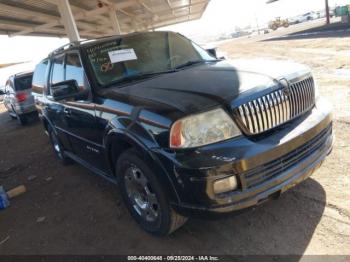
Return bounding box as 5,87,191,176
64,151,118,185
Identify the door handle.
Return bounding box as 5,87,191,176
63,108,72,116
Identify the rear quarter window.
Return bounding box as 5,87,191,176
32,60,48,94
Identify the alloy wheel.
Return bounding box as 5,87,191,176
124,165,160,222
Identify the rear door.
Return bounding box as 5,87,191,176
32,59,49,117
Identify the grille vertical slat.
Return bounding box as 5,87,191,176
293,83,301,112
259,98,266,129
243,104,252,132
295,83,303,113
289,85,296,118
306,80,311,108
235,77,315,135
269,93,277,127
300,82,306,112
262,96,272,129
278,90,286,122
272,92,280,125
301,81,307,111
275,91,282,123
253,100,263,132
247,102,257,133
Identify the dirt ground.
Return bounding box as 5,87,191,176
0,28,349,256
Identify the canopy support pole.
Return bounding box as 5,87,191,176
57,0,80,42
109,9,121,35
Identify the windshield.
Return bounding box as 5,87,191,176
84,32,216,87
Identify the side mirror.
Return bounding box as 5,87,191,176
0,89,5,95
206,48,218,59
51,80,79,101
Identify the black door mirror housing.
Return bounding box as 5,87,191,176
206,48,218,59
0,89,5,95
51,80,79,101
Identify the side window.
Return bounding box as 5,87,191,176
32,59,48,94
65,52,85,89
50,55,65,85
5,80,12,93
4,81,9,92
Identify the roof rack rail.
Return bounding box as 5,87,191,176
78,33,123,45
49,41,80,56
48,32,140,56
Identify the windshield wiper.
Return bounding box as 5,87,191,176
107,70,176,87
174,59,220,70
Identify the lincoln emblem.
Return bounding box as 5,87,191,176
280,78,291,96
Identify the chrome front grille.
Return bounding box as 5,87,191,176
234,76,315,135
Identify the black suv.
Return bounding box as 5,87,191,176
33,31,333,235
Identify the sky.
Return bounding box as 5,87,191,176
0,0,348,67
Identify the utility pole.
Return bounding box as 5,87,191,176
325,0,330,24
255,13,260,35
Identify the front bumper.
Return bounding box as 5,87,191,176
153,98,333,217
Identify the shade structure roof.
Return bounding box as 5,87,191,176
0,0,210,39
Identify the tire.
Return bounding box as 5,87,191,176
117,149,188,236
48,127,73,165
17,114,27,125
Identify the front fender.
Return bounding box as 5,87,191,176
104,117,181,204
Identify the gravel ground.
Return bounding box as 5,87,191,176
0,29,349,256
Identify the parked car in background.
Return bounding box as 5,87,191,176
302,11,319,21
289,11,318,24
3,71,36,125
288,14,308,24
33,31,333,236
0,86,5,102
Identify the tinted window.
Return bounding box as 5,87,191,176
32,60,48,94
84,32,215,86
65,53,84,88
51,55,65,85
14,74,33,91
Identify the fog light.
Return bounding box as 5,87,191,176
213,176,238,194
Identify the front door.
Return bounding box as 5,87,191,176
60,51,109,172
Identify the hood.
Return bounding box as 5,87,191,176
100,59,310,118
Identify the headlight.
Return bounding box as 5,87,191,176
169,108,241,149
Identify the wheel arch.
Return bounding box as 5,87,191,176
105,130,181,204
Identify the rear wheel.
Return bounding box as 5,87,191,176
48,127,73,165
117,149,187,236
17,114,27,125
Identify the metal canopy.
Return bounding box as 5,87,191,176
0,0,210,40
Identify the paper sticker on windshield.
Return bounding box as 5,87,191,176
108,49,137,63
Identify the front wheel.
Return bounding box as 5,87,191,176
117,149,188,236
